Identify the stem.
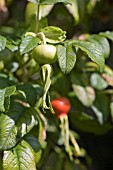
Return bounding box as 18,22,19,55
60,116,73,159
35,4,40,33
64,116,69,149
37,32,46,45
69,131,81,157
59,116,65,144
64,116,73,160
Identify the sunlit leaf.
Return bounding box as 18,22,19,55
3,140,36,170
0,114,18,150
27,0,71,5
90,73,108,90
72,84,95,107
57,44,76,74
66,0,86,24
16,107,39,138
20,35,40,55
25,2,53,22
41,26,66,44
72,40,105,72
0,91,39,150
0,36,6,52
88,35,110,59
0,86,16,112
100,31,113,41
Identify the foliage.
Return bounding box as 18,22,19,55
0,0,113,169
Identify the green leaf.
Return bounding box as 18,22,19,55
100,31,113,41
93,92,110,122
66,0,86,24
72,84,95,107
88,35,110,59
25,2,53,22
0,75,15,90
6,95,25,122
0,92,39,150
0,89,6,112
90,73,108,90
28,0,71,5
0,114,18,150
38,17,48,31
0,48,13,63
39,5,53,19
3,140,36,170
16,107,39,138
57,44,76,74
86,0,96,14
0,36,6,52
91,105,104,124
70,71,89,86
0,95,25,150
41,26,66,44
24,134,41,152
104,65,113,76
69,112,113,135
20,35,40,55
0,86,16,112
72,40,105,72
5,86,16,97
24,134,42,164
16,83,37,106
6,44,18,52
6,41,18,52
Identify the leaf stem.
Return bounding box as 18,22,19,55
64,115,73,159
35,4,40,33
37,32,46,45
69,131,81,157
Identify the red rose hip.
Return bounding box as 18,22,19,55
51,97,71,118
